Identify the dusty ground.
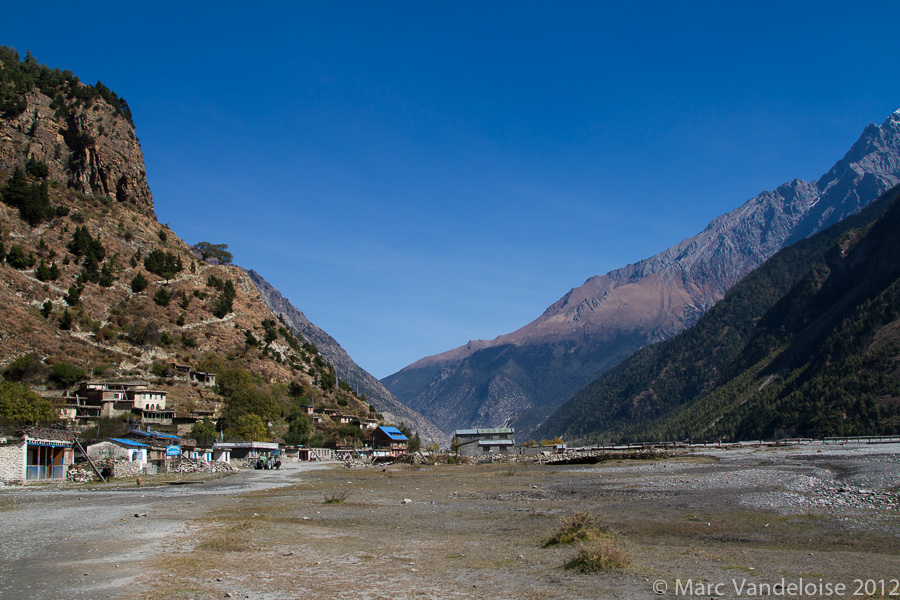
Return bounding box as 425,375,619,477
2,443,899,600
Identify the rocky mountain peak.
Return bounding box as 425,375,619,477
385,108,900,439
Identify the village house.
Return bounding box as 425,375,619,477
372,426,408,457
120,428,189,467
453,427,516,456
0,427,75,484
168,364,216,387
66,381,174,425
86,438,149,465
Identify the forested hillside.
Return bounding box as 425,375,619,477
535,186,900,443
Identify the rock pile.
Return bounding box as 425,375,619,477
66,466,97,482
174,460,236,474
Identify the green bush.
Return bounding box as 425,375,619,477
144,249,182,280
48,362,86,389
212,279,236,318
25,157,49,179
34,260,59,281
153,287,173,306
130,273,148,293
5,245,35,269
2,353,48,383
64,285,81,306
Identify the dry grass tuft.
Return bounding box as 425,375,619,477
543,510,611,547
564,540,630,573
323,489,351,504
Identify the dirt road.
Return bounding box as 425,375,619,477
0,463,325,600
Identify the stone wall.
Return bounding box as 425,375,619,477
0,440,25,483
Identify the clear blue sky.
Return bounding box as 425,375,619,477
4,2,900,378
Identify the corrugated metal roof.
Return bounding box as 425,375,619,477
480,439,515,446
378,426,408,441
477,428,514,434
126,429,180,440
454,429,479,436
109,438,148,448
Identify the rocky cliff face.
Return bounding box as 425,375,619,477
384,109,900,439
246,269,444,442
0,69,153,211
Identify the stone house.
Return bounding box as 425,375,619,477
73,381,172,422
0,427,75,484
86,438,149,465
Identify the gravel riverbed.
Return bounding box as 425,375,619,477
1,443,898,600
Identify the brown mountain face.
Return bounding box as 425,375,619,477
385,109,900,439
0,49,419,440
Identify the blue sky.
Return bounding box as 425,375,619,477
4,2,900,378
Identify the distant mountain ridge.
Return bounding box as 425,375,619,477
384,109,900,439
533,185,900,442
245,269,443,442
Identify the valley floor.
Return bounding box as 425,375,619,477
1,444,899,600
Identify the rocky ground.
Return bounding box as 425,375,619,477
1,442,898,600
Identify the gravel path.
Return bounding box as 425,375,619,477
0,463,328,600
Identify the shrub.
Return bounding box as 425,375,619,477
211,279,236,318
64,285,81,306
153,287,173,306
150,362,168,377
48,362,86,389
25,157,49,179
67,225,105,268
323,489,350,504
130,273,148,293
2,353,48,383
144,249,182,280
5,245,35,269
543,511,611,547
563,540,630,573
34,260,59,281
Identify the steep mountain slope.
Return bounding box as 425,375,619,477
534,185,900,443
246,269,442,441
0,48,417,440
384,109,900,438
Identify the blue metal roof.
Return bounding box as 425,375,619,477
126,429,180,440
109,438,148,448
378,426,408,441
